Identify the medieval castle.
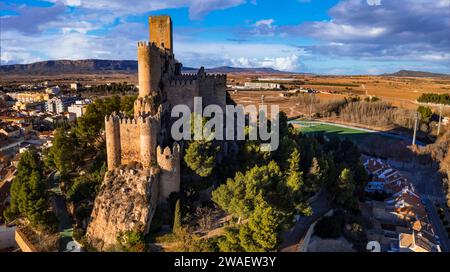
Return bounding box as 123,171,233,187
86,15,227,249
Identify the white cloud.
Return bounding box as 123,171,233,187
260,55,300,71
302,22,387,41
1,47,42,65
366,0,381,6
418,53,450,62
1,30,119,64
46,0,247,19
1,27,304,71
253,19,275,28
174,41,303,71
65,0,82,7
230,55,300,71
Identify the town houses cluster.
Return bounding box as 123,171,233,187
0,83,91,220
364,158,441,252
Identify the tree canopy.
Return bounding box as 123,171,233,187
4,150,56,230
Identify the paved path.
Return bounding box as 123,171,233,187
280,192,330,252
423,199,450,252
48,171,74,251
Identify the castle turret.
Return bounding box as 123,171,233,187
138,42,152,98
138,42,162,98
139,113,161,169
105,114,121,171
157,143,181,203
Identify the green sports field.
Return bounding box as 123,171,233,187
290,120,411,146
294,122,368,136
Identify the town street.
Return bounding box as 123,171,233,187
398,163,450,252
280,191,330,252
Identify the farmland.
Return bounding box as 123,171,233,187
228,74,450,113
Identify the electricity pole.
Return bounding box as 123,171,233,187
437,103,442,137
309,92,315,120
412,112,419,146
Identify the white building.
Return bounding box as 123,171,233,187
67,100,90,118
46,96,79,114
70,83,81,91
244,82,281,90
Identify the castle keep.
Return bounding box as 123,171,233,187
87,15,227,250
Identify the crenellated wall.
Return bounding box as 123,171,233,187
163,68,227,111
198,68,227,110
164,76,199,111
156,143,181,203
105,106,162,170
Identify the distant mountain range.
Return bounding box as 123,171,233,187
381,70,450,78
1,60,448,78
0,59,288,75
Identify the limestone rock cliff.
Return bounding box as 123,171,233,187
86,167,159,251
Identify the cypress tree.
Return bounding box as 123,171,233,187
173,199,182,233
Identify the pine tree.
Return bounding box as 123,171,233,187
243,200,280,252
336,168,357,209
285,148,303,193
306,157,322,193
184,140,219,177
4,150,55,230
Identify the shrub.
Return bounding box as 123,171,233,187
116,231,146,252
73,226,85,242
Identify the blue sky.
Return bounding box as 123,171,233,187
1,0,449,74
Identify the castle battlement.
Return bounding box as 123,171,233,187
167,73,226,87
119,117,139,125
105,112,161,126
137,41,167,53
156,143,181,203
168,78,198,87
204,73,227,83
156,143,180,160
174,74,198,80
137,41,149,48
105,112,119,123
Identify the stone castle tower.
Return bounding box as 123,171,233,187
87,15,227,250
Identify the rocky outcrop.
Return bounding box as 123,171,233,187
86,167,159,251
